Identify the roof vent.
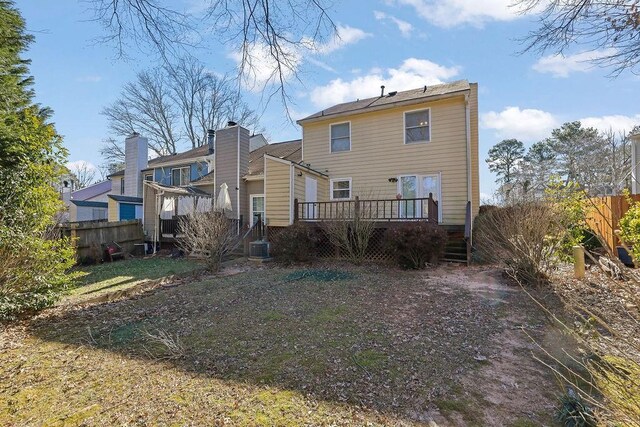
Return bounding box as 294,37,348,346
380,85,385,97
227,120,237,127
388,91,397,97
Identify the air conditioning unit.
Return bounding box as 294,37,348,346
249,240,270,259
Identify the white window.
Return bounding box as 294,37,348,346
404,109,430,144
330,178,352,200
144,173,153,182
250,194,265,225
171,167,190,186
330,122,351,153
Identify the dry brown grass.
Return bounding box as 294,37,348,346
0,264,561,426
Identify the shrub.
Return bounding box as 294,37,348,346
269,222,318,264
176,212,239,272
618,198,640,262
0,229,76,320
323,212,376,265
474,202,570,285
384,221,448,269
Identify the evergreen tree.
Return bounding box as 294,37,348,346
0,0,74,320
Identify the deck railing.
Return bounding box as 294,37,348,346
294,194,438,223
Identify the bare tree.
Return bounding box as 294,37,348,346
101,57,262,163
68,161,96,189
102,69,180,159
86,0,337,109
517,0,640,75
165,57,261,149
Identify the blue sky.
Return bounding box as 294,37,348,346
17,0,640,197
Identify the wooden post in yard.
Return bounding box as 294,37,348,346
573,246,585,279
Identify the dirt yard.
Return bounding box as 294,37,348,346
0,260,569,426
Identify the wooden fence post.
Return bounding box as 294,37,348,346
293,198,299,221
573,246,585,279
354,196,360,219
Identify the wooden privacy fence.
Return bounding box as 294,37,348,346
59,219,144,260
585,194,640,251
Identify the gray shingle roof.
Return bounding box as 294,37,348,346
149,145,210,166
298,80,470,123
247,139,302,176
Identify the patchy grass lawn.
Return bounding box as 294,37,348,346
65,257,204,305
0,264,561,426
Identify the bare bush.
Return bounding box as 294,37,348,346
323,204,375,265
143,328,185,360
176,212,239,272
474,202,571,285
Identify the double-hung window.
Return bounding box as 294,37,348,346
330,178,352,200
330,122,351,153
404,109,430,143
171,167,190,186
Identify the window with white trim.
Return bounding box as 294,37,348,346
144,173,153,182
250,194,265,225
330,122,351,152
330,178,351,200
171,167,190,186
404,109,430,143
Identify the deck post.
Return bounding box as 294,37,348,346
354,196,360,219
294,198,299,221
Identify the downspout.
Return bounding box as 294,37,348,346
465,93,472,243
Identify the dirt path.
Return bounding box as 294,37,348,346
425,266,562,426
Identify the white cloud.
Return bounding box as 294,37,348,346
230,42,302,91
481,106,558,142
230,25,369,90
388,0,526,28
76,75,102,83
579,114,640,135
374,10,414,37
309,57,461,108
312,25,371,54
532,49,618,78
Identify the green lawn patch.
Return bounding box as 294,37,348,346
65,257,203,304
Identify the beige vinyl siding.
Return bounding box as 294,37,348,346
293,167,329,203
469,83,480,219
264,157,291,226
302,95,472,225
107,198,118,222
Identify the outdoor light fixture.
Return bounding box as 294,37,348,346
388,177,398,183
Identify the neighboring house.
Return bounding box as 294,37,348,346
67,180,111,222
